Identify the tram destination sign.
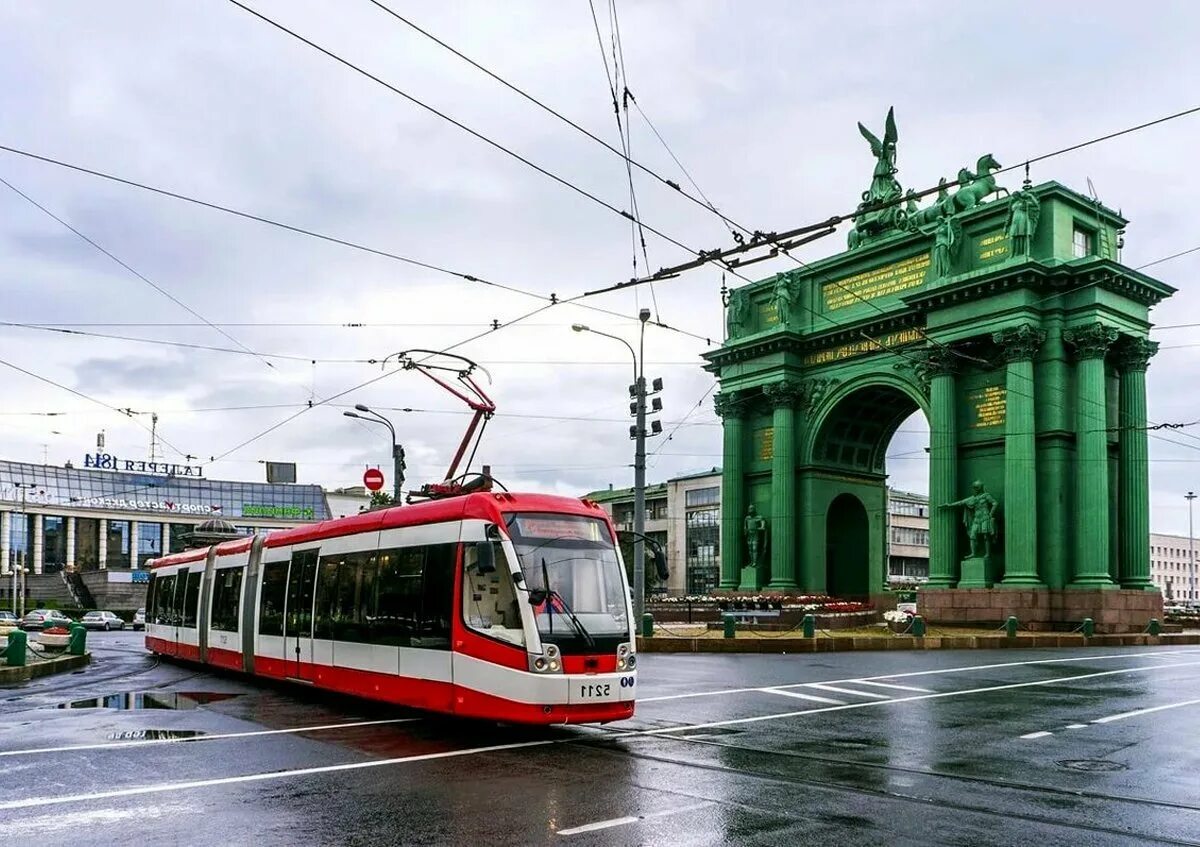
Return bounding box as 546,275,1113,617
83,452,204,477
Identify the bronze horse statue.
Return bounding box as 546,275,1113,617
905,153,1004,229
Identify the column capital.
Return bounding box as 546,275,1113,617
992,324,1046,363
713,390,748,419
763,379,804,410
1063,321,1118,360
1114,336,1159,372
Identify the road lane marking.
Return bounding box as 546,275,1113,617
1065,724,1088,730
1020,731,1053,739
0,738,557,811
852,680,932,693
1091,697,1200,724
757,688,843,705
637,660,1200,736
637,650,1200,703
805,684,892,700
557,803,711,836
0,718,422,759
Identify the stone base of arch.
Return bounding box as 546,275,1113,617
917,588,1162,634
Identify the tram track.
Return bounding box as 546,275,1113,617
573,729,1200,845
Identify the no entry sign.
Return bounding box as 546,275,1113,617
363,467,385,492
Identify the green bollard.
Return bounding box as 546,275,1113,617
1148,618,1161,636
723,613,736,639
640,613,654,639
1081,617,1094,638
68,623,87,656
911,615,926,637
1005,615,1019,639
802,614,815,639
3,629,27,667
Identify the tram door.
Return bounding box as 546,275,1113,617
284,549,320,681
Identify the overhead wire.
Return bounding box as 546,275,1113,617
0,141,714,344
0,175,279,373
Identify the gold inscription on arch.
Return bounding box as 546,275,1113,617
822,253,931,311
968,385,1007,428
753,427,775,461
802,328,923,367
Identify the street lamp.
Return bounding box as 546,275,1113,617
1188,491,1196,603
573,309,661,621
343,404,405,502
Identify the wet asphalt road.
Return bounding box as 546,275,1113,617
2,633,1200,846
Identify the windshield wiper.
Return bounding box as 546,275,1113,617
530,557,595,648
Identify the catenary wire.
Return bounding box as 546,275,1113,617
0,175,279,373
0,142,713,344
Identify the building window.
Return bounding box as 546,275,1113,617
685,487,720,508
1072,225,1094,258
8,513,31,569
76,518,100,570
612,504,634,527
107,520,131,568
648,498,668,521
137,522,162,567
42,516,67,572
685,506,720,594
169,523,193,554
890,526,930,546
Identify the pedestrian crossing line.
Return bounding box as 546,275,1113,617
851,680,933,694
805,683,892,700
757,688,844,705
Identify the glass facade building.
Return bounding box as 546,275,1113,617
0,459,333,575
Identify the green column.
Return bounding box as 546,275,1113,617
1116,338,1158,589
924,350,959,588
1065,322,1118,588
765,380,802,591
715,391,745,590
995,325,1045,586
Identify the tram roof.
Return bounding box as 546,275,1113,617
149,492,608,568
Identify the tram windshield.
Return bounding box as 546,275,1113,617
505,513,630,647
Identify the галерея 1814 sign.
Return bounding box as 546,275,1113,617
84,453,204,477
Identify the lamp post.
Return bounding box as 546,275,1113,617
344,405,405,502
573,309,657,620
1188,491,1197,603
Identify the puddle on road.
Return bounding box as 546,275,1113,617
57,691,242,710
104,729,207,742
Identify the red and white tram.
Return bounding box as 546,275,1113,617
144,492,637,724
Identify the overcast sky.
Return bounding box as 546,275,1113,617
2,1,1199,532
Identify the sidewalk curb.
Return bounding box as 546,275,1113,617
0,651,91,683
636,633,1200,654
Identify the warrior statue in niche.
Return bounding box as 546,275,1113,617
940,480,999,559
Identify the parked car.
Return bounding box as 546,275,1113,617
0,611,20,627
81,611,126,631
20,609,75,630
133,608,146,631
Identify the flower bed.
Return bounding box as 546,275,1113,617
648,593,877,626
38,626,70,651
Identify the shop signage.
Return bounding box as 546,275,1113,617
242,503,316,520
74,497,219,515
84,453,204,477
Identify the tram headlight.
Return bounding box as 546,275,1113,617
616,641,636,671
529,648,564,674
533,657,548,672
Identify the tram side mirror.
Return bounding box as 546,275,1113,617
475,541,496,574
652,547,669,581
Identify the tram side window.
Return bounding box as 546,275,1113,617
313,551,375,642
418,544,455,649
259,561,289,636
374,547,425,646
153,574,176,625
211,568,243,632
462,542,524,647
146,572,158,622
181,570,203,628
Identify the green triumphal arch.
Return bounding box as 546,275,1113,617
707,110,1174,612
